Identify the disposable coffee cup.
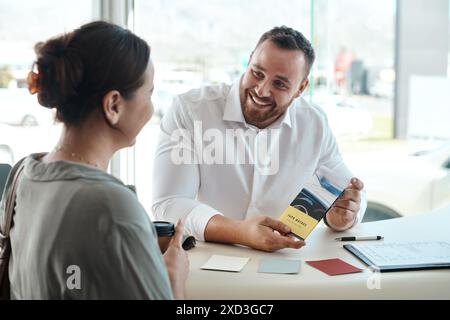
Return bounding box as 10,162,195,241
153,221,175,253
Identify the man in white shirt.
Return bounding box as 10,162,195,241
152,26,366,252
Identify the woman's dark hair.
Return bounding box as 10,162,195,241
34,21,151,125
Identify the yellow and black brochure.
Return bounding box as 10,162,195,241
280,173,347,240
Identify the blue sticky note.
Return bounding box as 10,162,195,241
258,258,301,274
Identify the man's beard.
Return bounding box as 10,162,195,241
242,89,294,127
243,89,276,123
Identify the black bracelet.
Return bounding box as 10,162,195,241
182,235,196,250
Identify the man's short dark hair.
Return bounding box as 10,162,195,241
255,26,316,79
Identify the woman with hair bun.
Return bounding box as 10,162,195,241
1,21,188,299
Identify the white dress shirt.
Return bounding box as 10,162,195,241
152,79,367,241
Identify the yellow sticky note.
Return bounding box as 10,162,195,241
279,206,320,240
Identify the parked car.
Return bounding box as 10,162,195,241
0,143,14,164
310,93,373,137
0,123,17,164
0,88,55,127
345,141,450,222
0,122,62,168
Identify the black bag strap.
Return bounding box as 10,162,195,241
0,158,26,251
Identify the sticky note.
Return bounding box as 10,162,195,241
257,258,301,274
201,254,250,272
306,258,363,276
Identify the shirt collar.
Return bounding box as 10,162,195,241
223,76,293,129
277,103,293,129
24,153,124,185
223,78,246,124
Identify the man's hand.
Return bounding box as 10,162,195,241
239,216,305,252
326,177,364,231
204,214,305,252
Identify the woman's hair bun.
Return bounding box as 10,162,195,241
34,33,84,111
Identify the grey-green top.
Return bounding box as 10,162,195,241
3,153,173,299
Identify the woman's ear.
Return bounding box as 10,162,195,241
102,90,123,127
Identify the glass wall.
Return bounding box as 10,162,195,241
133,0,402,219
312,0,395,140
1,1,448,222
312,0,399,222
133,0,311,212
0,0,97,164
133,0,449,221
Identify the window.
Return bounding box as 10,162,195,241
133,0,311,212
312,0,404,222
132,1,450,221
0,0,98,164
312,0,395,140
3,1,448,223
448,0,450,77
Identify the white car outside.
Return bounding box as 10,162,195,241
345,141,450,221
0,123,61,165
310,94,373,137
0,88,55,126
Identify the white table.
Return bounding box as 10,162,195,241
186,206,450,299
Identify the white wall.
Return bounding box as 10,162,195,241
408,75,450,139
395,0,449,139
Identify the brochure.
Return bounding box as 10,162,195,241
279,171,348,240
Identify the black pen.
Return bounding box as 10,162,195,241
335,236,384,241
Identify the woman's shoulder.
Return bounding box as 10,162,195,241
70,180,149,226
22,155,151,228
74,179,136,202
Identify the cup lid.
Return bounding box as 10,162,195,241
153,221,175,237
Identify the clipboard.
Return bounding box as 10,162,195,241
344,241,450,272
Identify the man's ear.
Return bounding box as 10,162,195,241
102,90,123,127
295,79,309,98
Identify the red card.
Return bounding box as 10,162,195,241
306,258,363,276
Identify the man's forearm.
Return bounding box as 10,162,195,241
203,214,244,245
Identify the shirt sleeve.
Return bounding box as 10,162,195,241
316,113,367,226
152,96,221,241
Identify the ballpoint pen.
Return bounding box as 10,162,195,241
335,236,384,241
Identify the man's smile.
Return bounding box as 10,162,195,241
248,91,273,108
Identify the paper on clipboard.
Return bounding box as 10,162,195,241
344,241,450,271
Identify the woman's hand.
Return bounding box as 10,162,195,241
163,220,189,299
